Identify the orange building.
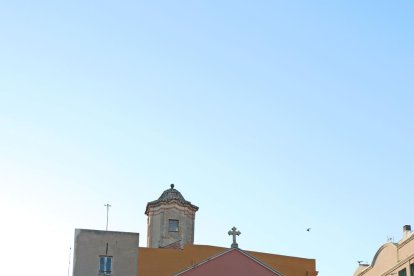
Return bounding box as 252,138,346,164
138,244,317,276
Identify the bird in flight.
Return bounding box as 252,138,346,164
306,228,311,232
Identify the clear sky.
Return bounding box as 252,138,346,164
0,1,413,275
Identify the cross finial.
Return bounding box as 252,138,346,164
228,226,241,248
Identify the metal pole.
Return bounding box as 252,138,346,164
68,247,71,276
104,203,111,231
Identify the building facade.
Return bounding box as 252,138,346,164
73,184,318,276
354,225,414,276
72,229,139,276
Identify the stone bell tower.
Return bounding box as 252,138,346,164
145,184,199,249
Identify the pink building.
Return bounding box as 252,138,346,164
175,248,283,276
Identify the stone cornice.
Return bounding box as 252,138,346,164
398,233,414,249
145,199,198,215
146,203,197,217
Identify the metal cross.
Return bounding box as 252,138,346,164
228,226,241,248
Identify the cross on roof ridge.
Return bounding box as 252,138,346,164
228,226,241,248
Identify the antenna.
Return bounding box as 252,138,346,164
67,247,71,276
104,203,112,231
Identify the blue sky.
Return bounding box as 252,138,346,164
1,1,413,275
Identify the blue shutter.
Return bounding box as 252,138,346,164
99,257,105,273
105,257,112,273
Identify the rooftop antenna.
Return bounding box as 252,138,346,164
104,203,111,231
67,247,71,276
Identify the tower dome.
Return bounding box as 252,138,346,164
158,184,186,202
145,184,198,215
145,184,199,249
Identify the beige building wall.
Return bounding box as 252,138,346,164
147,203,196,248
354,225,414,276
72,229,139,276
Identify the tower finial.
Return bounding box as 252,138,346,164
170,184,174,189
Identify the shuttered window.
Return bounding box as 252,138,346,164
98,256,113,275
399,268,407,276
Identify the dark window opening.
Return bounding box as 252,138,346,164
399,268,407,276
169,219,179,232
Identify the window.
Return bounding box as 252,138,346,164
168,219,179,232
99,256,113,275
410,264,414,276
399,268,407,276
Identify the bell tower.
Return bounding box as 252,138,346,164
145,184,199,249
